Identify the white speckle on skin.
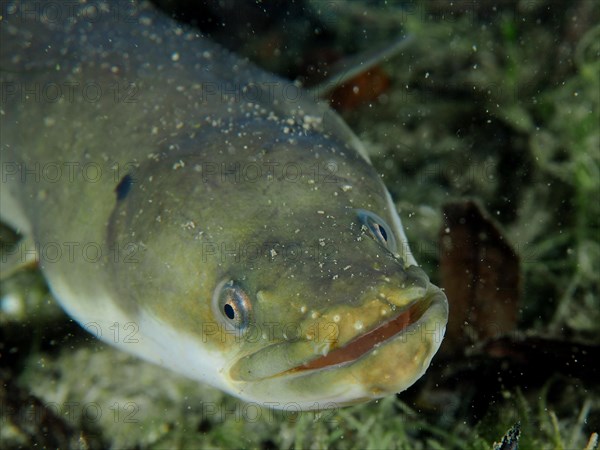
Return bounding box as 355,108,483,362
302,115,322,130
300,305,307,313
171,52,180,62
173,160,185,170
354,320,364,330
333,314,340,323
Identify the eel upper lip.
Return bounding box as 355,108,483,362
283,296,432,375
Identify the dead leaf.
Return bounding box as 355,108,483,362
439,200,521,356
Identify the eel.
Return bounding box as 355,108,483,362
0,0,448,409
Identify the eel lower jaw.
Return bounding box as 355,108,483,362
280,295,433,376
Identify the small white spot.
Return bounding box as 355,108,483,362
333,314,340,323
354,320,364,331
1,293,24,316
171,52,180,62
173,160,185,170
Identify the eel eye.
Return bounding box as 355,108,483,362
214,281,252,330
357,209,398,253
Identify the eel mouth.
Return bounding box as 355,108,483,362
284,296,432,375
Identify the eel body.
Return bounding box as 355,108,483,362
0,0,448,409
